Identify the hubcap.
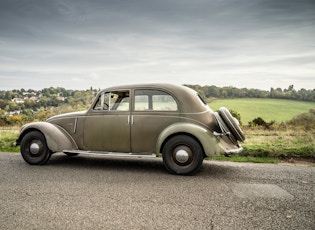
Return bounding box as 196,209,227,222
30,142,40,155
175,149,190,163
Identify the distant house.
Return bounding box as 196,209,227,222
5,110,21,116
24,96,39,102
57,93,65,101
11,98,24,104
22,92,36,96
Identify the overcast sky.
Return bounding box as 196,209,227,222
0,0,314,90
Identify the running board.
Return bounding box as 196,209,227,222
63,150,156,158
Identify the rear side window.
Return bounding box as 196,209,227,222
135,90,178,111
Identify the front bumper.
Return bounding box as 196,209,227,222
14,139,20,146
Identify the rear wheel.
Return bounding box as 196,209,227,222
162,135,204,175
20,131,51,165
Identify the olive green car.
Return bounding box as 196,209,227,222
16,83,245,175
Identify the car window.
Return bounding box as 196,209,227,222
93,90,129,111
135,90,178,111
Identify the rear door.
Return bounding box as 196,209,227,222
130,89,180,153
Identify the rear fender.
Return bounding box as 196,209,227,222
156,122,223,157
18,122,78,152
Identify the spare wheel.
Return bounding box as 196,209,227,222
219,107,245,142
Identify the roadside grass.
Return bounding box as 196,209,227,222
207,128,314,163
207,155,280,164
0,127,19,152
241,128,315,159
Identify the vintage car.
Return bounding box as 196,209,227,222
16,83,245,175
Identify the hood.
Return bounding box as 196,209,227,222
47,110,87,122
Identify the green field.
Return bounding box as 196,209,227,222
209,98,315,125
0,127,19,152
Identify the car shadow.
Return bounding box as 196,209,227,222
48,153,167,174
47,153,234,178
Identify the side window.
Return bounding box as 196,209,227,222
135,90,178,111
135,95,149,110
93,91,129,111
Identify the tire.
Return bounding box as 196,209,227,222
162,135,204,175
20,131,51,165
219,107,245,142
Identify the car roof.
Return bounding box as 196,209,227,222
103,83,188,91
100,83,208,113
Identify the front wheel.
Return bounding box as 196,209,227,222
20,131,51,165
162,135,204,175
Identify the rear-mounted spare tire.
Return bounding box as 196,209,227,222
219,107,245,142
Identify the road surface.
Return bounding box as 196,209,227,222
0,152,314,229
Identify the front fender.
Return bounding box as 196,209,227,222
156,122,224,157
18,122,78,152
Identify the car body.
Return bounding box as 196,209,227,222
16,83,245,175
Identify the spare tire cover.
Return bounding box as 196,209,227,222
219,107,245,142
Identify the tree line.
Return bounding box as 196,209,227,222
184,84,315,102
0,87,97,112
0,87,97,125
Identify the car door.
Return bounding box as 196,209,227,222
130,89,180,153
83,90,131,152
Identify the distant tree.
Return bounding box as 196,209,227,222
4,91,12,100
0,99,7,109
249,117,275,129
10,115,22,125
184,84,314,102
230,110,242,125
286,110,315,130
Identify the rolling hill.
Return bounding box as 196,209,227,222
209,98,315,125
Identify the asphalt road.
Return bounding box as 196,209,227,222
0,152,314,230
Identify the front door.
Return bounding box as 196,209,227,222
83,90,131,152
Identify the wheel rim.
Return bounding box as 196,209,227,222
172,145,193,166
175,149,189,163
28,140,43,156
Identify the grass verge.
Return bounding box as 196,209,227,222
241,128,315,159
0,127,19,152
207,155,280,164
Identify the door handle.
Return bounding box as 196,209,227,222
128,115,134,125
130,115,134,125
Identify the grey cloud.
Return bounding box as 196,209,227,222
0,0,314,90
